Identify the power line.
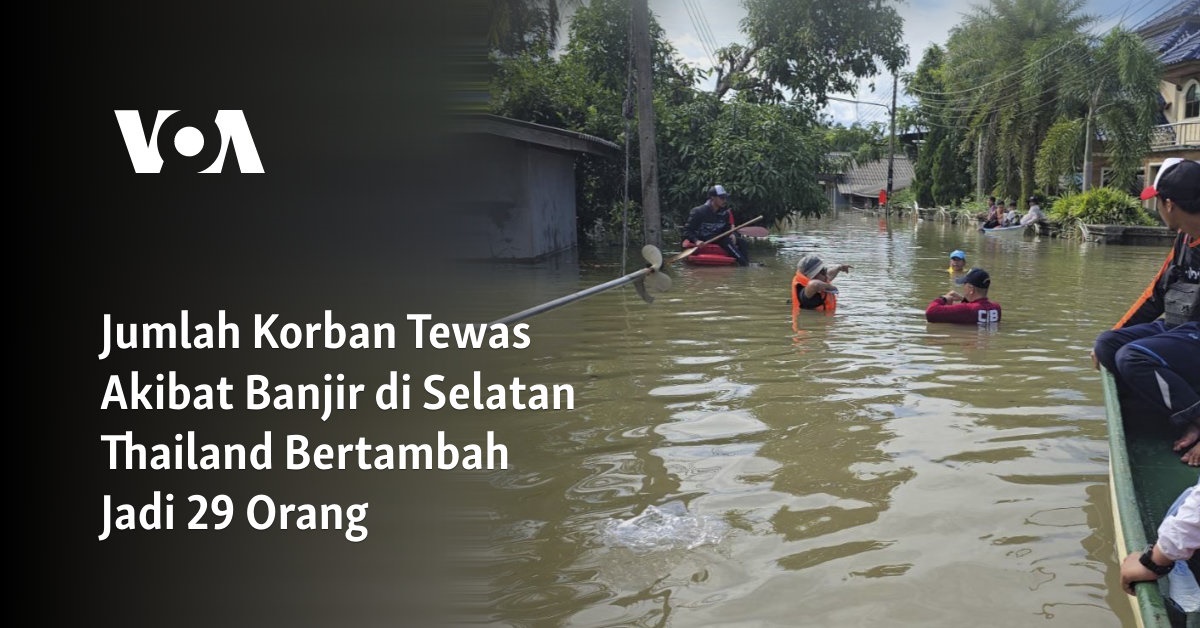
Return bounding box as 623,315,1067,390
689,0,723,60
907,0,1168,100
680,0,717,69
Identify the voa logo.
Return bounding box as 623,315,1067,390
114,110,264,173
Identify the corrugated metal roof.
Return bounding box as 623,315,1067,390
835,155,915,198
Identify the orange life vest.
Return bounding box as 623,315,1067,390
791,271,837,316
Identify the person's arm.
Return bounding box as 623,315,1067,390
825,264,852,282
682,207,704,243
1113,237,1177,328
803,279,834,298
1120,481,1200,594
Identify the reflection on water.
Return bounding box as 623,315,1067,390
465,213,1174,627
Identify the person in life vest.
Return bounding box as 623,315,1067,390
792,254,851,315
1092,157,1200,466
925,268,1001,324
948,250,967,276
682,185,749,266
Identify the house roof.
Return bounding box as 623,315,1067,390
452,113,620,158
1136,0,1200,64
836,155,915,199
1160,28,1200,65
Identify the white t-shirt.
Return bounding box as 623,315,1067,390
1159,477,1200,561
1020,205,1045,225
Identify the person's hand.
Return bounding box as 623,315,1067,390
1120,551,1160,595
837,264,852,273
1090,349,1099,371
943,291,963,303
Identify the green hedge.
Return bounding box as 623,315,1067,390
1048,187,1157,234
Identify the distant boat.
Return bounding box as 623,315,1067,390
1102,366,1199,627
980,224,1028,237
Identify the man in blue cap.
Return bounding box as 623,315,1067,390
948,250,966,276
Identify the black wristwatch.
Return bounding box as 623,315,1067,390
1139,545,1173,576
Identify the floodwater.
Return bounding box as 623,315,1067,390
459,211,1182,627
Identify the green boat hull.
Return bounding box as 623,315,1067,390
1103,367,1198,627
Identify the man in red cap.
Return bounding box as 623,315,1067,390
1093,157,1200,466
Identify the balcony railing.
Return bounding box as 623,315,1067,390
1150,120,1200,150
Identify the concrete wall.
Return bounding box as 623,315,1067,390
450,134,578,261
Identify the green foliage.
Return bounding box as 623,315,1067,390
890,186,917,211
943,0,1095,204
908,44,971,207
720,0,909,103
1034,117,1084,194
489,0,835,245
1086,28,1161,191
487,0,568,55
660,99,829,231
825,123,886,170
1048,187,1156,232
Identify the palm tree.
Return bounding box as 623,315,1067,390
942,0,1094,206
1034,28,1161,194
488,0,579,55
1078,29,1161,191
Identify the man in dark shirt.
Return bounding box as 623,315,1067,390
925,268,1001,324
683,185,748,266
1093,158,1200,466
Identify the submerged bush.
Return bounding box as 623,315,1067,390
1048,187,1156,233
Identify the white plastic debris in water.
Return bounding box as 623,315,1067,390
600,502,728,552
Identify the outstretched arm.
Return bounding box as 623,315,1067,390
825,264,852,282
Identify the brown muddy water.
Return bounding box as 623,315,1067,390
453,211,1187,627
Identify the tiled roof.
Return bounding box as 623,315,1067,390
1137,0,1200,63
836,155,915,198
1137,0,1200,34
1160,28,1200,64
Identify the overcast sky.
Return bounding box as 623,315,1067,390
633,0,1178,126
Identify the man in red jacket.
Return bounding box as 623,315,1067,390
925,268,1001,325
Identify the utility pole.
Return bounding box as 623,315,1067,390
886,71,897,213
632,0,661,248
976,131,984,200
825,93,896,212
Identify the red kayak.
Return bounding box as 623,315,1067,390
681,240,738,265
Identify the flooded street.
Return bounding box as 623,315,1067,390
454,211,1176,627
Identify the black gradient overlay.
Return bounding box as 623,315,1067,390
46,2,502,625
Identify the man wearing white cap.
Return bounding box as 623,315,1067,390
682,185,749,265
1093,157,1200,466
